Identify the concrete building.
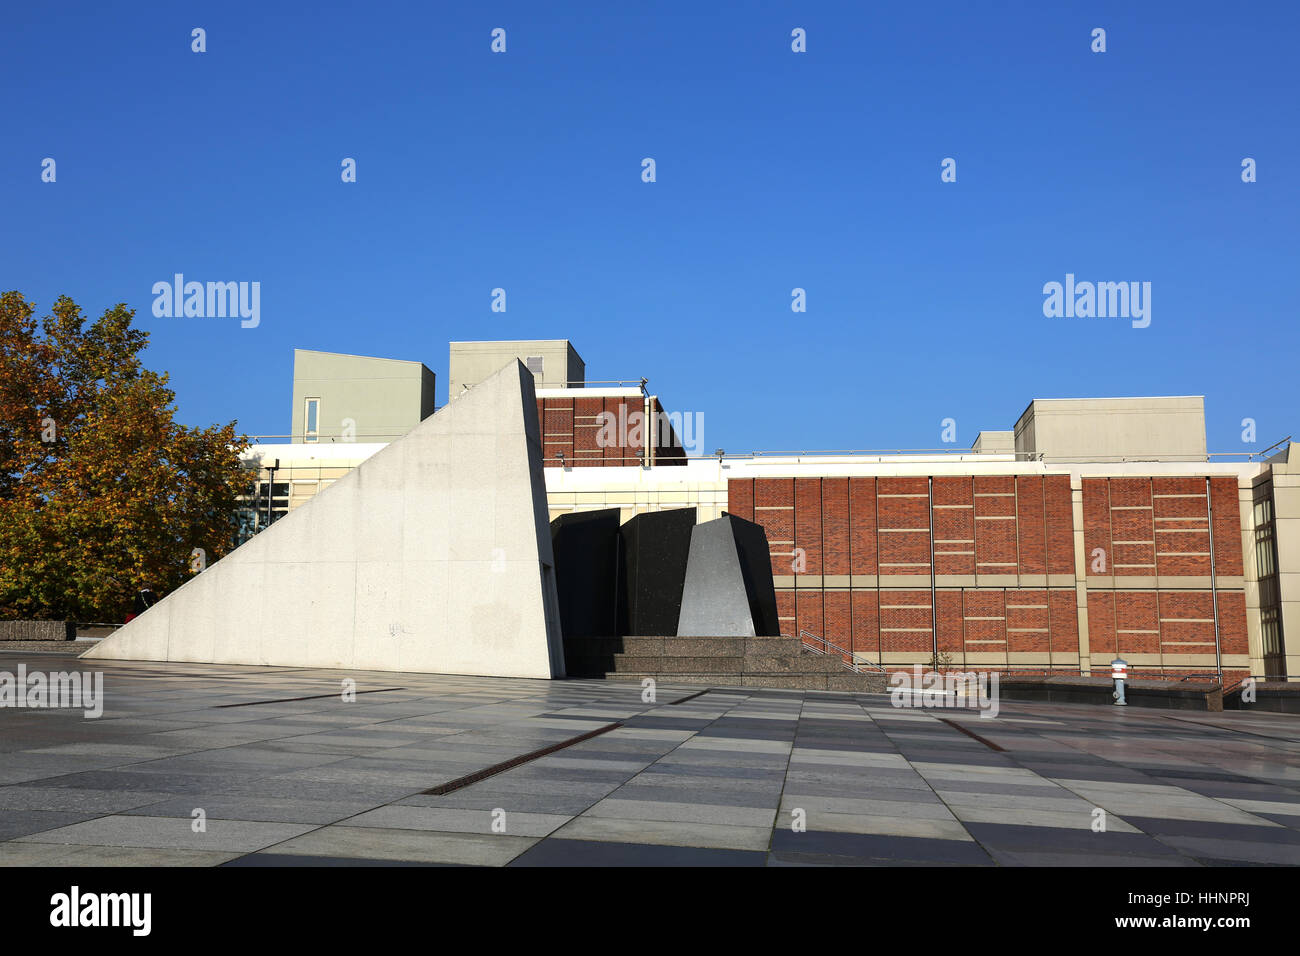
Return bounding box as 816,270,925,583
240,341,1298,684
239,350,436,534
971,431,1015,455
449,340,584,396
289,349,435,444
1014,396,1207,463
1252,444,1299,680
245,346,683,534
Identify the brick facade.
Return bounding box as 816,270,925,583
729,472,1248,679
537,395,686,467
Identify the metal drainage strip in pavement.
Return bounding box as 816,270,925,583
213,688,406,708
668,689,711,705
421,722,625,796
938,717,1005,752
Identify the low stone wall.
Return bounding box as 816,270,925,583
0,620,75,642
1224,681,1300,714
999,676,1223,712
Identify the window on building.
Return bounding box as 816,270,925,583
304,397,320,442
1254,483,1286,678
525,355,544,380
235,480,290,544
259,481,290,526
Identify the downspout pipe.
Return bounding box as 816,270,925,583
1206,477,1222,684
929,476,938,666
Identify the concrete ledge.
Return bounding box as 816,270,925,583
999,676,1224,712
1224,682,1300,714
618,655,743,675
0,621,75,642
743,654,844,675
746,638,801,657
663,637,747,657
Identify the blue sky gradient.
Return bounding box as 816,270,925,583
3,2,1296,454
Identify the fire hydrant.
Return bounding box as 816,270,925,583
1111,657,1128,706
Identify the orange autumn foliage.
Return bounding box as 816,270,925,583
0,292,252,622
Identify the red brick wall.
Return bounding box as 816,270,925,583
822,478,850,575
1210,476,1243,575
1087,592,1117,657
728,480,753,522
973,476,1017,574
1006,588,1050,655
1016,477,1046,575
755,478,794,580
932,476,974,576
539,397,574,465
794,478,823,576
538,395,662,467
1083,477,1112,575
849,478,878,575
729,472,1251,680
880,589,934,653
572,396,603,467
649,397,687,467
934,589,964,655
1077,475,1248,677
851,590,879,660
1049,589,1078,660
877,477,931,577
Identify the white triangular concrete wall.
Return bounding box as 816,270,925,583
82,361,566,678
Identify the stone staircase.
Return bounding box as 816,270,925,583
563,635,891,693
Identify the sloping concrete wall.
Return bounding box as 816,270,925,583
84,361,565,678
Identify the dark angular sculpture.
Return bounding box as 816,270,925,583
617,508,697,636
676,513,780,637
550,509,621,639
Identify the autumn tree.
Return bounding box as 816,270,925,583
0,292,253,622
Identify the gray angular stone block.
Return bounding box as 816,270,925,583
616,507,696,636
550,508,621,639
676,514,780,637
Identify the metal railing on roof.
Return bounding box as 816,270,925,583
544,378,649,394
240,431,1292,465
604,442,1292,463
245,434,412,444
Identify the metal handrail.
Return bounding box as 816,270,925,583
791,629,886,674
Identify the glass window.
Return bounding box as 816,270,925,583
304,397,320,442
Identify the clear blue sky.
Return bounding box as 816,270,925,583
3,2,1296,454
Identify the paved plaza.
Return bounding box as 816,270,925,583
1,650,1299,867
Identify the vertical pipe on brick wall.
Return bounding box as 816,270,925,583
643,394,652,467
1206,476,1222,682
928,476,938,666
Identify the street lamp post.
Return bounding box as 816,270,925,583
264,458,280,530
